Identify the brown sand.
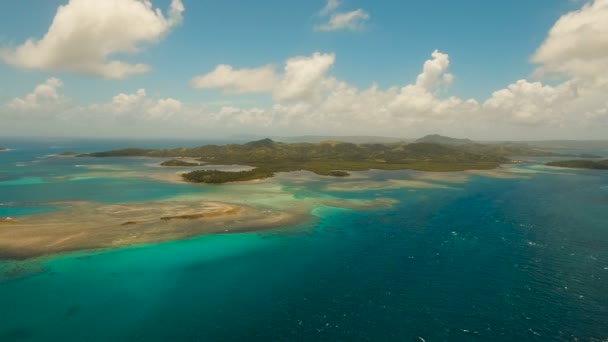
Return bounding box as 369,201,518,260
0,200,302,260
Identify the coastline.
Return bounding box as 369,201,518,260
0,200,305,260
0,188,396,260
0,152,548,261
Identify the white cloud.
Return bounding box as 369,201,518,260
192,50,479,135
191,64,278,94
483,0,608,128
0,0,184,79
8,78,70,111
532,0,608,83
192,52,336,102
319,0,341,16
415,50,454,91
316,9,370,32
315,0,369,32
275,53,336,101
3,0,608,139
102,88,183,121
483,80,576,125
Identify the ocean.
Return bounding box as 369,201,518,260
0,138,607,341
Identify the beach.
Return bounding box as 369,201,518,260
0,200,301,260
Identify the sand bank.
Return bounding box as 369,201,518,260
0,200,301,260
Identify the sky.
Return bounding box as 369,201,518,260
0,0,607,140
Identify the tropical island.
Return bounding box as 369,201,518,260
546,159,608,170
0,200,296,260
83,135,563,184
160,159,203,167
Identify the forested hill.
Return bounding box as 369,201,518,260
82,138,565,182
85,138,553,161
415,134,475,146
86,138,556,167
546,159,608,170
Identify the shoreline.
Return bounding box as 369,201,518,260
0,155,539,261
0,194,396,261
0,200,307,260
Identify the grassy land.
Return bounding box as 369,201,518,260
546,159,608,170
184,160,501,183
85,138,556,183
183,168,275,183
160,159,202,167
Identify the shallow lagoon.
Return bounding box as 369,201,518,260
0,139,607,341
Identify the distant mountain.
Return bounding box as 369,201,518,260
415,134,475,146
524,140,608,151
546,159,608,170
273,135,409,144
244,138,276,148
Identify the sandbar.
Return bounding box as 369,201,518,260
0,200,301,260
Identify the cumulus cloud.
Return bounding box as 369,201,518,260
415,50,454,91
192,52,336,101
191,50,479,134
483,0,608,128
0,0,184,79
316,9,370,32
532,0,608,83
3,0,608,139
275,53,336,101
319,0,341,16
98,88,184,122
483,80,576,125
315,0,369,32
8,78,70,112
191,64,278,94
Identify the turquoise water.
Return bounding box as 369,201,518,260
0,139,607,341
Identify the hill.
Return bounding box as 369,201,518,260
546,159,608,170
274,135,408,144
83,138,560,183
525,140,608,151
415,134,474,146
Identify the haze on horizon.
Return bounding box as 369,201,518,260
1,0,607,140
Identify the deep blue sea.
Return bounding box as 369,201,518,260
0,138,607,341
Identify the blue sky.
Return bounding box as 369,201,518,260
0,0,577,102
0,0,607,139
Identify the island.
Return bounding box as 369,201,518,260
0,196,394,260
0,147,7,152
546,159,608,170
578,154,603,159
415,134,474,146
160,159,203,167
0,200,297,260
60,151,79,156
84,136,560,183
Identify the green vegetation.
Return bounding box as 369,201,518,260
327,170,350,177
276,135,407,144
60,151,78,156
85,137,561,183
415,134,474,146
578,154,602,159
0,147,7,151
160,159,201,167
86,148,150,157
546,159,608,170
183,168,275,183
